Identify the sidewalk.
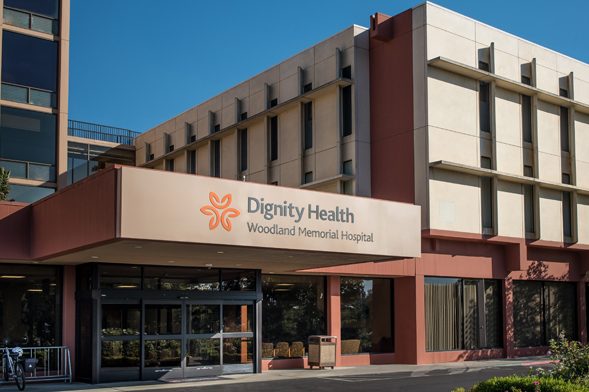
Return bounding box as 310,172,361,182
2,356,550,392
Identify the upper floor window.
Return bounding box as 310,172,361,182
2,31,58,93
3,0,59,35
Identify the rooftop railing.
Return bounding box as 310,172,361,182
68,120,140,145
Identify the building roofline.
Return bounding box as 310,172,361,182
137,24,368,137
413,1,589,69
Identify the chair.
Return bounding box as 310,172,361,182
341,339,362,354
262,343,275,358
290,341,305,357
275,342,290,357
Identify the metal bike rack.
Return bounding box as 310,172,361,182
0,346,72,384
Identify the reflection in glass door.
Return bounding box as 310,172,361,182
141,301,254,380
142,302,183,380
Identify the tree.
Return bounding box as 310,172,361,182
0,167,11,201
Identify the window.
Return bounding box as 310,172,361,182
479,82,490,133
304,171,313,184
261,275,326,358
561,107,569,152
342,86,352,137
4,0,59,19
481,157,493,230
478,61,490,72
343,160,353,175
240,112,247,121
190,135,196,143
303,83,312,93
342,66,352,79
5,184,54,203
168,145,174,153
240,128,247,172
563,173,572,238
560,89,569,98
214,124,220,133
100,264,141,290
67,141,135,185
149,154,154,161
3,3,59,35
2,31,58,92
304,102,312,150
343,181,353,195
521,76,531,85
513,281,576,346
213,140,220,178
270,116,278,162
270,181,278,185
341,278,393,354
425,277,502,351
168,159,174,172
524,166,535,234
189,150,196,174
522,95,532,143
270,98,278,108
144,266,221,291
0,264,62,348
0,107,57,176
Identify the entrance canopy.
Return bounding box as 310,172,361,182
2,166,421,273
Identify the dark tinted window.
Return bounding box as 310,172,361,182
270,116,278,162
2,31,58,92
240,128,247,171
4,0,59,19
342,66,352,79
304,102,312,150
479,82,490,133
1,106,56,165
342,86,352,137
561,107,569,152
0,264,62,347
522,95,532,143
262,275,325,357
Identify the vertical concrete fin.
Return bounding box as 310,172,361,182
489,42,495,74
208,110,214,134
235,97,241,124
297,66,303,96
336,47,341,78
264,83,269,110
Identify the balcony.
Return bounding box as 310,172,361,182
68,120,140,145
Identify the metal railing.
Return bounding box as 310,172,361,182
68,119,140,145
0,346,72,384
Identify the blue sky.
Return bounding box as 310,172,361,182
69,0,589,134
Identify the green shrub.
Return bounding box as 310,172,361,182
467,375,589,392
530,335,589,385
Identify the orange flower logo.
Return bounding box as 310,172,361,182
200,192,240,231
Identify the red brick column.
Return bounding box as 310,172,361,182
62,265,76,376
578,281,587,344
394,275,425,364
326,275,341,367
503,276,515,358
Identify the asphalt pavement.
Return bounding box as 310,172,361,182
0,356,552,392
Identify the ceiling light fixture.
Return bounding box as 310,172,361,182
117,285,137,289
168,260,175,263
235,264,242,267
134,246,143,249
27,289,42,292
217,251,224,254
1,275,25,279
91,256,99,259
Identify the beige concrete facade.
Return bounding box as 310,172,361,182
414,2,589,245
135,26,370,197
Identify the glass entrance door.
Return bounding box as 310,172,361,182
141,300,254,380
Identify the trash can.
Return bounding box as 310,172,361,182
307,335,337,369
